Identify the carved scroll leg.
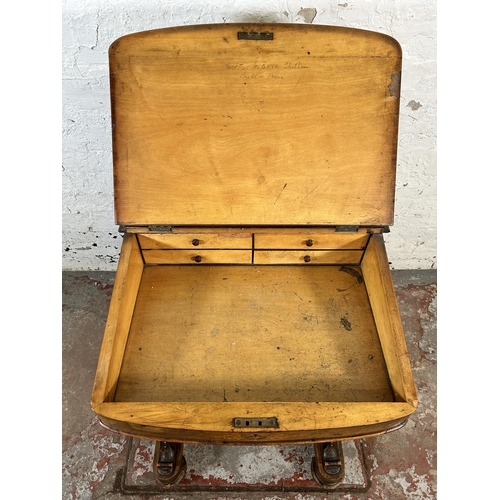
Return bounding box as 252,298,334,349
311,441,345,489
153,441,187,487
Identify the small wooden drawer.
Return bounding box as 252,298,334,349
139,233,253,250
254,233,369,250
142,249,252,265
254,250,363,265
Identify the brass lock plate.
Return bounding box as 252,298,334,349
233,417,279,428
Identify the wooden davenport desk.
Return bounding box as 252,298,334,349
91,23,418,489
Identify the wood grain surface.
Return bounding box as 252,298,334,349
114,265,393,404
110,24,401,226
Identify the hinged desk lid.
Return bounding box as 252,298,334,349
110,23,402,227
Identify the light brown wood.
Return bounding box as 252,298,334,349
254,233,369,249
361,235,418,407
253,250,362,265
138,233,253,249
92,232,418,442
92,401,414,444
91,234,144,405
110,24,401,226
142,249,252,264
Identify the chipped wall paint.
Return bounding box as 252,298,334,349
62,0,436,270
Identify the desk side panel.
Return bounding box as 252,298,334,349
361,234,418,408
91,233,144,406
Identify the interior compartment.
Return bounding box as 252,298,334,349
91,231,417,442
114,263,394,404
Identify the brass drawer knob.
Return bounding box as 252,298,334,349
192,238,200,246
194,255,202,263
305,239,313,247
304,255,311,263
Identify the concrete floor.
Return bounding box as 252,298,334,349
62,269,436,499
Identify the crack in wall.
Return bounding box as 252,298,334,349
91,9,100,50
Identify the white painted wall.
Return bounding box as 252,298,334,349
62,0,436,270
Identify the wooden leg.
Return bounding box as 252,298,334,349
153,441,187,487
311,442,344,489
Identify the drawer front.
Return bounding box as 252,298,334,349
139,233,253,250
254,250,363,265
254,233,369,250
142,249,252,265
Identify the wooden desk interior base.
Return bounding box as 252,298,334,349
114,265,393,404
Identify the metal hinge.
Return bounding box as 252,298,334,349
148,225,174,232
364,226,390,234
334,226,391,234
238,31,273,41
118,225,174,233
335,225,359,232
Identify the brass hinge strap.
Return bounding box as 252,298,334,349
119,225,174,233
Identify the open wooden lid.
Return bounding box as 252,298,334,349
110,24,402,227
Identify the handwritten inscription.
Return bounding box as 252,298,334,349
225,62,308,71
225,61,309,81
284,62,308,69
240,72,284,80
